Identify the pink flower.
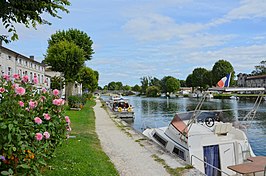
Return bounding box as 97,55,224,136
18,101,24,107
22,75,29,82
15,87,26,95
43,113,51,120
3,74,10,81
13,74,20,80
25,108,29,112
43,131,50,139
65,116,71,124
42,88,47,93
34,117,42,124
29,100,37,109
53,98,65,106
0,87,5,93
12,83,19,89
35,133,43,141
33,77,38,84
53,89,60,96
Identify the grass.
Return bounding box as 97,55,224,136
42,100,119,176
152,154,193,176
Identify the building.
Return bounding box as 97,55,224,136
0,44,50,89
237,73,266,88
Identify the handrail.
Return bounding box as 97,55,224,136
191,154,230,176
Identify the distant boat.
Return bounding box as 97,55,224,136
230,96,239,100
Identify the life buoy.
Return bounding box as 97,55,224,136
118,107,123,112
205,117,215,127
127,107,132,112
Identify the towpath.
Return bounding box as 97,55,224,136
94,99,203,176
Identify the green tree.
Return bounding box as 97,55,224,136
212,60,234,86
150,77,161,90
203,70,213,88
251,60,266,76
165,77,180,93
45,40,85,98
179,80,186,87
191,67,208,89
132,84,141,92
140,76,151,94
116,82,123,90
123,85,131,91
186,74,193,87
146,86,160,97
48,29,94,61
0,0,70,42
78,67,98,92
107,82,117,90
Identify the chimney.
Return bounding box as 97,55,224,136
29,55,34,60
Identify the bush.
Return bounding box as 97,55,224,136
0,74,71,175
68,94,88,108
146,86,160,97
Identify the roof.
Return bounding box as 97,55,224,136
246,74,266,79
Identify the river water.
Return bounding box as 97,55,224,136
102,95,266,156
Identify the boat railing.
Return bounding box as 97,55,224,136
140,119,169,131
190,155,230,176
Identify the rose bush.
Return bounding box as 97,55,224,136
0,75,71,175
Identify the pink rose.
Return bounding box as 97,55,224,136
43,131,50,139
12,83,19,89
53,89,60,96
35,133,43,141
43,113,51,120
33,77,38,84
22,75,29,82
15,87,26,95
13,74,20,80
34,117,42,124
53,98,64,106
0,87,5,93
29,100,37,109
18,101,24,107
65,116,71,124
3,74,10,81
42,88,47,93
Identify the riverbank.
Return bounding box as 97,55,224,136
96,99,204,176
42,100,118,176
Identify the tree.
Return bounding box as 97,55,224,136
78,67,98,92
191,67,208,89
165,77,180,93
123,85,131,91
212,60,234,86
149,77,161,90
146,86,160,97
48,29,94,61
132,84,141,92
107,82,117,90
179,80,186,87
116,82,123,90
50,76,64,90
251,60,266,76
140,76,151,94
0,0,70,42
186,74,193,87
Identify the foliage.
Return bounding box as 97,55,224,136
186,74,193,87
149,77,161,90
50,76,64,91
0,74,69,175
122,85,131,91
191,67,208,89
77,67,98,92
140,76,151,94
45,40,85,83
131,84,141,92
0,0,70,42
42,101,119,176
67,95,86,108
165,77,180,93
146,86,160,97
179,80,186,87
212,60,234,86
47,29,94,61
107,82,123,90
251,60,266,76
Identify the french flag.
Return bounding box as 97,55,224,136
217,73,231,88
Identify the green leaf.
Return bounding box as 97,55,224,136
8,124,13,131
8,134,11,143
8,169,13,174
12,147,16,151
18,164,30,169
1,171,10,175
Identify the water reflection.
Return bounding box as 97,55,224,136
101,95,266,156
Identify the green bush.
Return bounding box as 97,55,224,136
0,74,70,175
146,86,160,97
68,95,81,108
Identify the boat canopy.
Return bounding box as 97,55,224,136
208,87,265,92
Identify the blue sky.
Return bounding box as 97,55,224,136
1,0,266,87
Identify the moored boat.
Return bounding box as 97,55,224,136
143,87,266,176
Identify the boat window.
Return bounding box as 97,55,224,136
153,133,167,147
173,146,186,161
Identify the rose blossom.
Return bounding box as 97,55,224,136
53,98,65,106
33,77,38,84
22,75,29,82
43,113,51,120
42,88,47,93
15,87,26,95
65,116,71,124
13,74,20,80
3,74,10,81
43,132,50,139
34,117,42,124
53,89,60,96
18,101,24,107
0,87,5,93
29,100,37,109
35,133,43,141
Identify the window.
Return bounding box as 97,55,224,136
153,133,167,147
173,147,185,161
7,67,12,76
30,72,33,82
25,61,28,67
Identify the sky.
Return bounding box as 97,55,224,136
1,0,266,87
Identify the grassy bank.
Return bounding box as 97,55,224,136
42,100,119,176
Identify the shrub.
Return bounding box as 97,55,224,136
68,95,81,108
146,86,160,97
0,74,71,175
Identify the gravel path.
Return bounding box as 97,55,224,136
94,99,170,176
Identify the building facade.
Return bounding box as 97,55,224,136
0,45,50,89
237,73,266,88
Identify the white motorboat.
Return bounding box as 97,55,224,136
106,94,134,119
143,87,266,176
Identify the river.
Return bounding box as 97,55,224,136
102,95,266,156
